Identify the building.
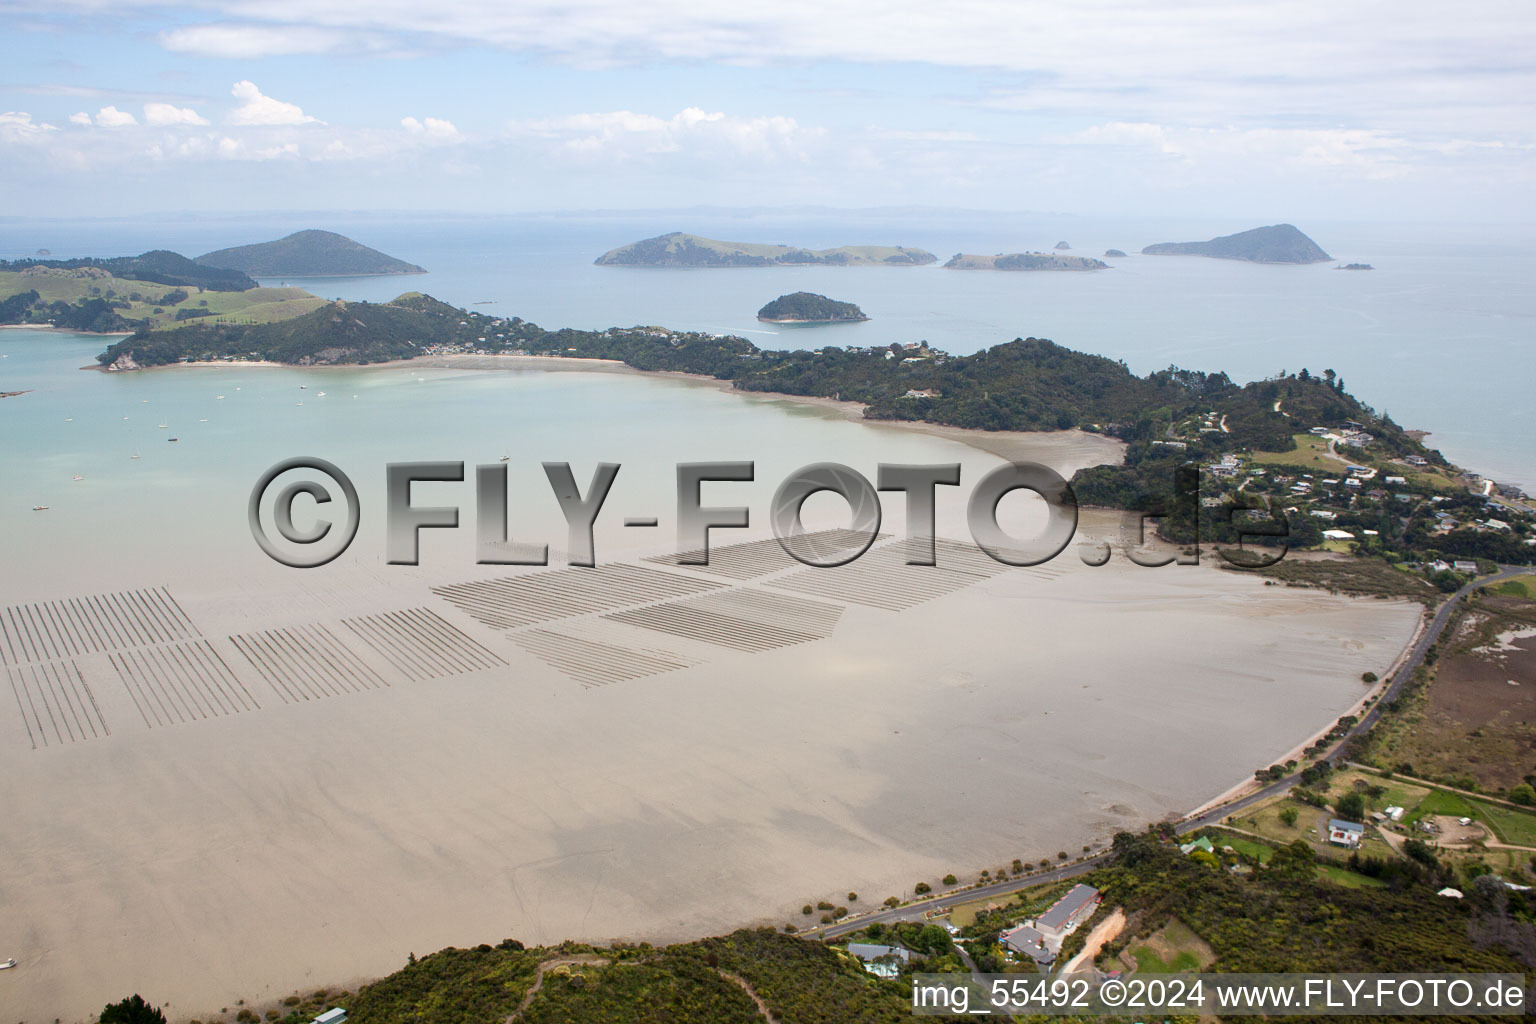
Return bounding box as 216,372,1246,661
846,943,912,978
1322,529,1355,541
313,1011,347,1024
1037,883,1101,937
1453,560,1479,573
1405,455,1428,466
1002,924,1056,965
1328,819,1365,848
1179,836,1215,855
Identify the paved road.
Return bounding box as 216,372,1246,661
807,566,1527,942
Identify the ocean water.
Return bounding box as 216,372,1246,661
0,329,1023,597
2,211,1532,491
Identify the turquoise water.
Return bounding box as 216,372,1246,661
0,329,1013,595
3,213,1532,491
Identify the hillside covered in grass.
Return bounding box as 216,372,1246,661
594,231,937,267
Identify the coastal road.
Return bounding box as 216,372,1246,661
1178,564,1525,830
806,566,1526,942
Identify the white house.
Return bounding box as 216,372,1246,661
1328,819,1365,848
313,1011,348,1024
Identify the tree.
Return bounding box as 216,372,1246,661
100,996,167,1024
1510,783,1535,806
1280,805,1299,827
1362,671,1378,683
1335,791,1366,820
1267,839,1317,880
914,881,931,894
941,874,957,886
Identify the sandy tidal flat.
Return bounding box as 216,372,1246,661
0,537,1418,1020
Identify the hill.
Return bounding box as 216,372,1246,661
756,292,868,323
97,294,464,367
1141,224,1331,263
943,252,1108,271
0,250,256,291
196,229,426,277
594,232,937,267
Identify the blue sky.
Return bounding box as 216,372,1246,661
2,0,1533,220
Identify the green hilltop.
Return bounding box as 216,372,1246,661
594,232,937,267
196,229,427,277
1142,223,1332,263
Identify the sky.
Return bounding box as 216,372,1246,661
1,0,1533,220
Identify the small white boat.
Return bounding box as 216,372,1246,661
158,423,168,428
65,417,72,422
72,475,84,481
216,395,225,400
499,455,511,462
317,391,326,397
131,452,141,460
32,506,48,511
198,418,208,422
299,385,307,390
0,956,15,968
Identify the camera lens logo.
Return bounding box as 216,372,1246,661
248,457,361,568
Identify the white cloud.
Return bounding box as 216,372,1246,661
0,112,59,142
401,116,460,140
160,23,362,58
95,105,139,127
144,102,210,127
514,107,814,162
227,80,320,126
68,111,92,126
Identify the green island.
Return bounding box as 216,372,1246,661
1104,248,1127,257
756,291,868,323
1142,223,1333,263
196,229,427,277
593,231,937,267
943,252,1108,271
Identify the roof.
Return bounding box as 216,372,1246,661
846,943,911,962
313,1011,348,1024
1001,924,1054,963
1329,819,1364,834
1038,883,1099,931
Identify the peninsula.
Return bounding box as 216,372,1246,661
756,291,868,323
1141,223,1332,263
594,232,937,267
197,229,426,277
944,252,1108,271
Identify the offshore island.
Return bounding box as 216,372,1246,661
594,231,937,266
756,291,868,323
944,252,1108,271
1141,223,1333,263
